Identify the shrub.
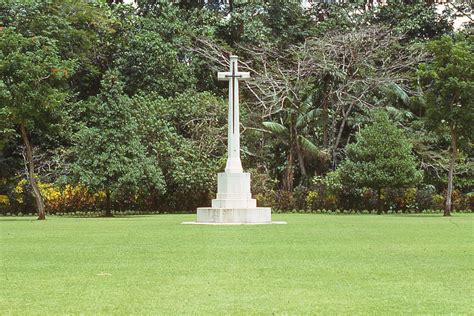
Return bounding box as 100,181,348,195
0,195,9,205
336,111,422,211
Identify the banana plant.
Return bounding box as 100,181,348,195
262,95,327,191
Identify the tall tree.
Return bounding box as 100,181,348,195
67,71,166,216
0,28,75,219
113,6,198,96
337,111,422,212
0,0,123,98
372,1,452,41
130,90,227,210
418,35,473,216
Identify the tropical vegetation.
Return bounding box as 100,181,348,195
0,0,472,219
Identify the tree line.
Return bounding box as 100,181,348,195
0,0,472,219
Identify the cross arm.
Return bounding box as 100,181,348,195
238,72,251,81
218,72,231,81
217,71,252,81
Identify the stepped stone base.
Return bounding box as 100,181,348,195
188,172,280,225
196,207,271,224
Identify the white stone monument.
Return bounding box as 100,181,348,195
189,56,275,224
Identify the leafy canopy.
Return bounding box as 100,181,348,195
0,27,75,135
0,0,121,98
67,70,165,199
418,34,474,148
337,111,422,192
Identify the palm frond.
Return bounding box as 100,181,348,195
262,121,288,135
387,82,410,105
296,108,321,128
385,105,414,121
298,135,320,156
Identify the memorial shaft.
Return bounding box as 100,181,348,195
218,55,250,173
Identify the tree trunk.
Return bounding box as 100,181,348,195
322,91,329,148
295,130,307,179
444,127,457,217
104,190,113,217
283,148,294,192
329,103,340,169
283,116,297,192
20,125,46,220
377,189,383,215
296,143,307,178
332,103,353,169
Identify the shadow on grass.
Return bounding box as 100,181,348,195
0,217,38,222
0,216,162,222
391,213,470,218
385,214,443,217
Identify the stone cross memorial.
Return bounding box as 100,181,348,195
194,56,272,224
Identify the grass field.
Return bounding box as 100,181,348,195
1,214,473,314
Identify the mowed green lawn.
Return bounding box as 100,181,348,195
1,214,472,314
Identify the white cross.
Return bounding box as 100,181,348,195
218,56,250,173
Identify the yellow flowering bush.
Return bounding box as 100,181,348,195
0,195,10,205
14,179,61,204
393,187,417,209
12,179,105,212
432,194,445,209
305,191,318,209
51,184,106,212
14,179,27,203
39,182,62,203
324,194,338,209
403,188,417,206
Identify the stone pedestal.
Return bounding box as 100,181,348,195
196,172,272,224
196,207,271,224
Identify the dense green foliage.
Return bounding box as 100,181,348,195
0,28,73,145
0,26,75,218
373,2,452,40
0,0,121,97
67,71,166,215
0,0,472,216
418,34,473,215
114,6,197,96
420,35,473,150
1,214,473,313
337,112,422,210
